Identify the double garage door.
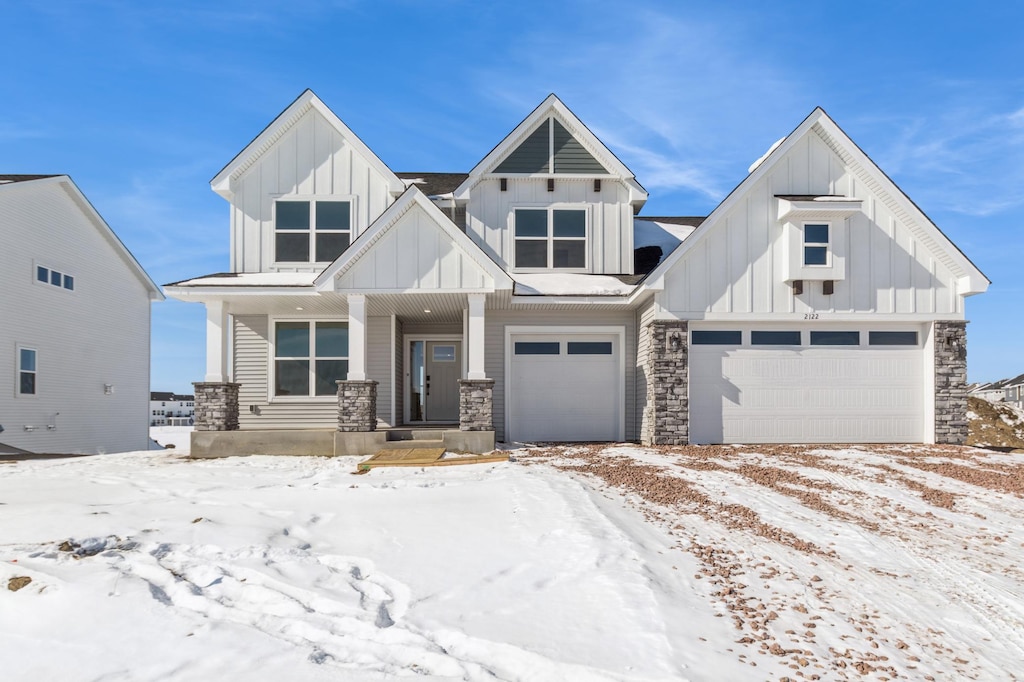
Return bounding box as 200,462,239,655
689,326,925,444
508,331,622,443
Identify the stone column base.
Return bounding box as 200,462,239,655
458,379,494,431
337,380,378,432
193,382,240,431
934,320,968,445
642,320,689,446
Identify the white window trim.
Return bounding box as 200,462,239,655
503,325,625,443
267,317,350,402
272,195,357,266
801,221,832,268
510,204,590,272
33,261,76,293
16,345,37,398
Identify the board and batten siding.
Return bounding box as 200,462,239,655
660,128,960,318
230,106,395,273
485,309,637,442
466,178,634,275
336,203,492,291
234,314,393,428
0,180,153,454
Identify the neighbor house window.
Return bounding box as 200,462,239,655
18,347,36,396
35,265,74,291
803,223,830,266
274,321,349,397
275,200,352,263
514,208,586,269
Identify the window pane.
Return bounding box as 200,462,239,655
20,348,36,371
37,266,48,282
553,210,585,238
63,275,74,291
276,201,310,230
515,210,548,237
316,201,350,230
514,341,560,355
869,331,918,346
805,224,829,244
20,372,35,395
567,341,612,355
315,359,348,395
553,240,585,268
432,345,456,362
751,330,801,345
804,246,828,265
316,232,349,262
692,330,742,345
276,322,310,358
275,360,309,396
51,270,62,286
516,240,548,268
316,322,348,357
276,233,310,262
810,331,859,345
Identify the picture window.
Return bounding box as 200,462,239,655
275,200,352,263
274,321,349,397
514,208,586,269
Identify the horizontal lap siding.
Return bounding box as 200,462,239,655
486,309,637,442
367,316,392,425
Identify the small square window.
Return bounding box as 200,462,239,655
37,266,48,283
432,345,456,362
50,270,62,286
63,275,74,291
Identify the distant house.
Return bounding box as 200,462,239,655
150,392,195,426
166,91,988,455
970,380,1009,402
1003,374,1024,409
0,175,163,454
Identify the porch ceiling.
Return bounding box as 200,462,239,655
221,293,347,317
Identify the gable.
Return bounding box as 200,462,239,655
494,118,609,174
648,108,988,317
315,188,512,293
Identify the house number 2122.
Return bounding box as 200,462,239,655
804,313,820,320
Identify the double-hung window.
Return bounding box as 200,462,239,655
274,322,349,397
275,200,352,263
803,223,830,266
18,347,37,396
514,208,586,269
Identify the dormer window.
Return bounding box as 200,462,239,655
275,199,351,263
514,208,586,269
803,223,830,266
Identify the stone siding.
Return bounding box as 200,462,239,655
642,320,689,445
459,379,494,432
337,380,378,432
934,321,968,445
192,382,240,431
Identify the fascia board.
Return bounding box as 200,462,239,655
164,286,315,299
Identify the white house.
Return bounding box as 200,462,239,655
1,175,164,455
150,392,195,426
1002,374,1024,409
166,91,988,456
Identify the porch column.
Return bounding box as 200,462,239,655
642,320,689,445
934,320,968,445
347,294,367,381
204,299,229,382
466,293,487,380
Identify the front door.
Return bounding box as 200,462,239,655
409,340,461,422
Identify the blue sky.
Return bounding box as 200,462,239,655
4,1,1022,391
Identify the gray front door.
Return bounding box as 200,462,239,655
425,341,460,422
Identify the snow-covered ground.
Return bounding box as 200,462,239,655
2,442,1022,681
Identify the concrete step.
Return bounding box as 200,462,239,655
385,429,456,441
379,438,446,450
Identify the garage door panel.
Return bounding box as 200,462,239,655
691,331,924,444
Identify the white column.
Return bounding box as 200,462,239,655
347,294,367,381
467,293,487,380
204,299,229,382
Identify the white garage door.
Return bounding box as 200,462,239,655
508,333,621,443
689,327,924,444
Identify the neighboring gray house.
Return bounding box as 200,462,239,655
166,91,988,456
1,175,164,454
1002,374,1024,409
970,380,1009,402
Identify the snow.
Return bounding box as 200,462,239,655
171,272,318,287
633,219,696,265
513,273,635,296
747,137,785,174
2,443,1022,680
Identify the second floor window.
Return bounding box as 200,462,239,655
276,200,352,263
514,208,586,269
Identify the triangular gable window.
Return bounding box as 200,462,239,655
495,118,608,174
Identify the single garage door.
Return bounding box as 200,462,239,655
508,333,621,442
689,327,924,444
